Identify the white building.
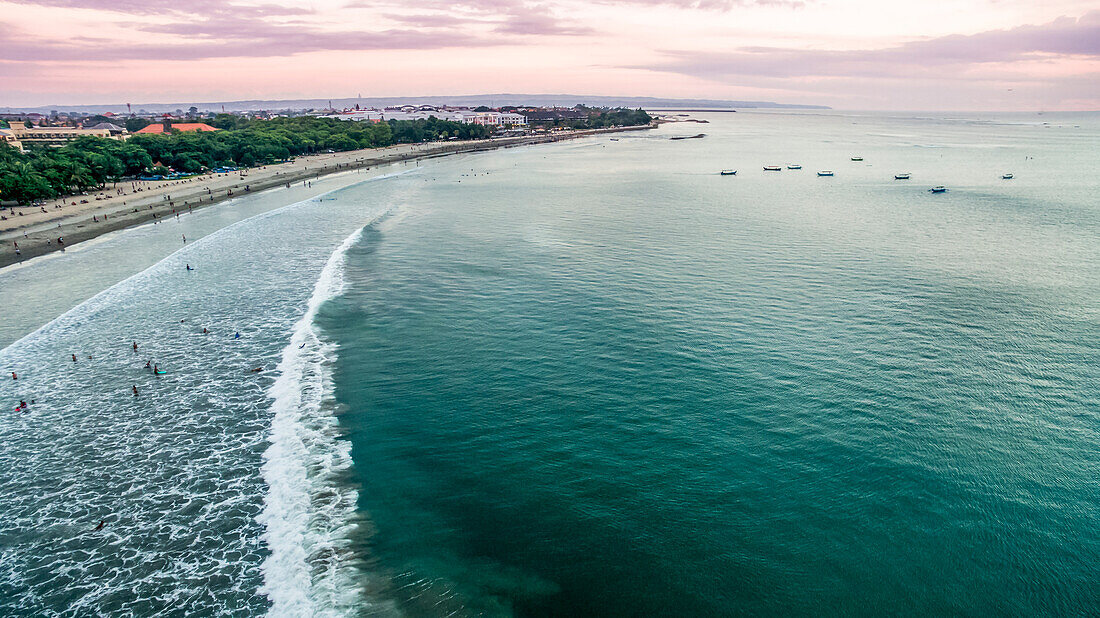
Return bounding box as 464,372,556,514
320,107,527,127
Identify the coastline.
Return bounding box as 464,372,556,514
0,125,652,269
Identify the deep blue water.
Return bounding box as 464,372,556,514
323,112,1100,615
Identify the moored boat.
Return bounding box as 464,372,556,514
787,164,802,170
817,171,834,176
764,165,782,171
1002,173,1014,179
894,173,911,180
851,156,863,161
720,170,737,176
929,186,947,193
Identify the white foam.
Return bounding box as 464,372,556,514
258,227,367,617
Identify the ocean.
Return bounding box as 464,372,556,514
1,111,1098,615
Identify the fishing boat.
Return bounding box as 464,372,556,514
787,164,802,170
929,186,947,193
851,156,863,161
817,171,834,177
763,165,782,171
720,170,737,176
1002,173,1014,179
894,173,911,180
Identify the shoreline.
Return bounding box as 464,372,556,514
0,125,652,269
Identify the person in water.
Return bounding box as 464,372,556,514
153,364,159,374
234,332,241,339
132,385,138,397
72,354,77,363
185,264,193,271
10,372,15,380
145,360,151,369
132,341,138,352
93,520,105,531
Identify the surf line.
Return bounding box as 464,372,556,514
257,226,365,616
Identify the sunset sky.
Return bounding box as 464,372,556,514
2,0,1098,110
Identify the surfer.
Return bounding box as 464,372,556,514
93,520,105,532
298,343,306,349
153,364,159,375
144,360,151,369
185,264,193,271
234,332,241,339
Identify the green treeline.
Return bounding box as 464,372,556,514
543,107,652,130
0,116,491,204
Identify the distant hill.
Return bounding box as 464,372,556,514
1,94,829,115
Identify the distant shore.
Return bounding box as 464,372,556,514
0,125,652,269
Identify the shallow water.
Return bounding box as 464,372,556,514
2,111,1099,615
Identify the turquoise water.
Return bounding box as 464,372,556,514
2,111,1099,615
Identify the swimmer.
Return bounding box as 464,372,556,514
234,332,241,339
10,372,15,380
72,354,77,363
132,385,138,397
203,328,208,334
133,341,138,352
94,520,105,531
145,360,151,369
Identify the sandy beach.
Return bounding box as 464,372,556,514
0,126,650,268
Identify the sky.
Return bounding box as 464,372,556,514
1,0,1098,110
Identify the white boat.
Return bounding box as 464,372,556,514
894,173,911,180
851,156,863,161
817,171,834,177
929,186,947,193
720,170,737,176
787,164,802,170
763,165,782,171
1002,173,1013,179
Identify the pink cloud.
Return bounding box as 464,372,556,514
645,11,1100,80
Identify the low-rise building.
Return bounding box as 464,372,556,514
2,123,117,150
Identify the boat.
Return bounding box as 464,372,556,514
894,173,911,180
720,170,737,176
1002,173,1013,179
929,186,947,193
817,171,834,176
787,164,802,170
851,156,863,161
763,165,782,171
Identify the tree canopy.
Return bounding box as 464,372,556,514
1,115,491,204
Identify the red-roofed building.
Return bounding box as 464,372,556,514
136,121,219,135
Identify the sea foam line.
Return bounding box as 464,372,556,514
258,226,365,617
